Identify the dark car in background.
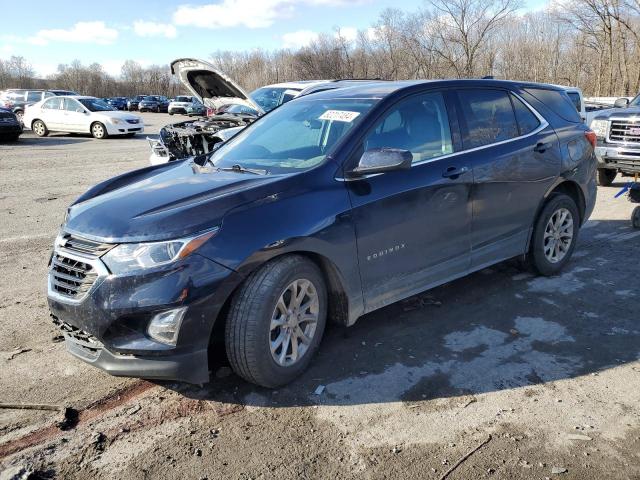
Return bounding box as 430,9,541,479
0,89,79,122
48,79,596,388
127,95,148,111
0,107,22,141
106,97,128,110
186,100,207,116
138,95,169,113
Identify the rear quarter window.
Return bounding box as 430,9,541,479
524,88,581,123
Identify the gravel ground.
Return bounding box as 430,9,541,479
0,112,639,479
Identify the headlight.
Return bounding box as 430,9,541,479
102,228,218,275
590,119,608,138
109,118,121,125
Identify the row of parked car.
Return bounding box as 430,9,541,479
99,95,207,115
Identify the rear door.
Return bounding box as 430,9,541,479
346,90,472,312
452,88,561,268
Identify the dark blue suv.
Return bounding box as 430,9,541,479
47,80,597,387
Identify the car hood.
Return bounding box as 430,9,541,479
592,106,640,121
64,160,280,243
171,58,264,114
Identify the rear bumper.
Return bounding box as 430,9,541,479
0,123,23,135
595,144,640,173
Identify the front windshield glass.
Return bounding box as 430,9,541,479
78,98,114,112
250,87,300,112
209,98,376,174
143,96,159,101
630,94,640,107
175,96,191,102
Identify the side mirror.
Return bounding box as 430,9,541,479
347,148,413,178
613,97,629,108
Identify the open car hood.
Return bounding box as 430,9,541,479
170,58,263,113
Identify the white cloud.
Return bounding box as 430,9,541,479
32,62,59,77
28,21,118,46
282,30,319,49
335,27,358,42
173,0,361,29
133,20,177,38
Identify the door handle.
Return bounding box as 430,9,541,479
442,166,470,179
534,142,551,153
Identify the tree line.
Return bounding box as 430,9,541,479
2,0,640,98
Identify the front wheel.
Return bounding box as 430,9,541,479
597,168,616,186
91,122,107,139
225,255,327,388
529,194,579,276
32,120,48,137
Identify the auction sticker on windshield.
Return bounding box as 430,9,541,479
319,110,361,122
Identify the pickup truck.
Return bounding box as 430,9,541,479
589,93,640,185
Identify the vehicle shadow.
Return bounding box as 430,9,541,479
165,218,639,408
15,134,148,145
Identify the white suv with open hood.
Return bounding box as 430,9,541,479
148,58,331,165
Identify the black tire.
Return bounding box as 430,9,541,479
32,119,48,137
91,122,108,139
597,168,616,186
225,255,327,388
529,194,580,276
632,206,640,229
168,112,174,116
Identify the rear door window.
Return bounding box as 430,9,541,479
510,94,541,135
523,88,581,123
456,89,519,149
42,98,63,110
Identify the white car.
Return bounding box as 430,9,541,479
168,95,194,115
23,96,144,139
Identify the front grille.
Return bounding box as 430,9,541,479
49,233,112,300
59,233,113,256
50,254,97,298
608,119,640,144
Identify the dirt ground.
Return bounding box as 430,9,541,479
0,112,639,480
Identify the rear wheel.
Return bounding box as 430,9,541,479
15,110,24,123
32,120,48,137
529,194,579,276
597,168,616,186
225,255,327,388
632,206,640,229
91,122,107,139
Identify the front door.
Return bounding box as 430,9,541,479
39,97,64,130
62,98,89,132
345,91,472,312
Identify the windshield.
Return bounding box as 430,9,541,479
249,87,301,112
630,94,640,107
208,98,376,174
175,96,191,102
78,98,114,112
143,96,159,101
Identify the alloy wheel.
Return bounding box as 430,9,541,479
33,121,45,136
92,123,105,138
543,207,574,263
269,279,319,367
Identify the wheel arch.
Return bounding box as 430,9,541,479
524,179,585,254
209,250,352,349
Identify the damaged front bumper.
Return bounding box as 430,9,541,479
47,241,240,384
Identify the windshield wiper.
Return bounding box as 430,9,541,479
217,164,268,175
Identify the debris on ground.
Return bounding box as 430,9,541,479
391,445,402,454
462,396,477,408
567,434,592,441
438,435,492,480
551,466,568,474
5,348,31,361
401,294,442,311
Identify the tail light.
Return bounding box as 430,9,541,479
585,130,597,148
206,108,215,117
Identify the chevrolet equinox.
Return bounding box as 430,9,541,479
48,80,597,387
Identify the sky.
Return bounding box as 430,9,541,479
1,0,550,78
